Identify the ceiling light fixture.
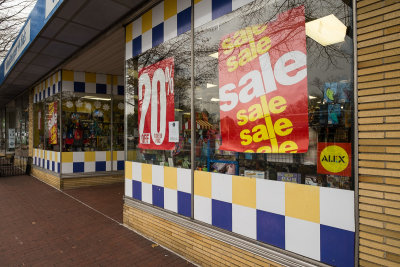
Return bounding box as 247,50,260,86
305,14,347,46
209,52,218,58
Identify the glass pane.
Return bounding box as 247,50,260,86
113,93,124,151
62,92,111,152
194,0,354,190
43,94,60,152
126,31,192,168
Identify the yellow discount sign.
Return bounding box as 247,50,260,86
317,143,351,177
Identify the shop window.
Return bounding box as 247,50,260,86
126,32,192,168
61,92,111,152
113,93,124,151
193,0,354,190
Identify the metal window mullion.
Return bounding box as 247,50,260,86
190,0,195,220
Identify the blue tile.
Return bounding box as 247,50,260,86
52,161,55,172
43,90,46,98
132,180,142,200
96,84,107,94
132,35,142,57
212,0,232,20
321,225,355,267
73,162,84,173
42,159,45,167
117,161,124,170
152,185,164,208
256,210,285,249
152,22,164,47
47,160,50,170
178,191,191,217
48,87,50,97
177,7,191,35
57,163,60,173
58,81,61,92
95,161,106,172
117,85,124,95
53,84,56,95
74,82,85,92
212,199,232,231
39,92,41,100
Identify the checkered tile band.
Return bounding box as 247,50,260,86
125,0,255,59
33,71,61,103
33,149,60,173
125,162,355,266
61,151,125,174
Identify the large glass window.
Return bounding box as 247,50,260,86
194,0,354,190
113,93,124,151
61,92,111,152
126,32,192,168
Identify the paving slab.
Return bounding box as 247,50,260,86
0,175,193,266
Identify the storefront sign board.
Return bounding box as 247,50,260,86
317,142,351,177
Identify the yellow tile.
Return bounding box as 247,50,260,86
125,161,133,180
106,151,111,161
142,9,152,33
164,0,177,20
84,151,96,162
44,151,47,160
107,75,112,84
164,167,177,190
49,152,53,161
285,183,320,223
113,151,117,160
142,164,152,184
194,0,202,3
232,176,256,209
85,72,96,83
62,70,74,81
126,22,133,43
62,152,73,163
194,171,211,198
55,152,58,162
113,76,118,86
45,79,48,89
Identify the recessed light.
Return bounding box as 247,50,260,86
209,52,218,58
207,83,217,88
306,14,347,46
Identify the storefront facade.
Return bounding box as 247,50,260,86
0,0,398,265
123,0,356,266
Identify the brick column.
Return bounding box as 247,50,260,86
28,88,33,158
357,0,400,265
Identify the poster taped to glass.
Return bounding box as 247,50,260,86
48,102,57,145
218,6,309,153
138,57,175,150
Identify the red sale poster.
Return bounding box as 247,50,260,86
218,6,309,153
138,57,175,150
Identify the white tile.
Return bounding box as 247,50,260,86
84,162,95,172
232,204,256,239
106,161,111,171
164,15,177,43
125,179,133,198
113,161,118,171
95,151,106,161
96,73,107,84
152,165,164,187
256,179,285,215
212,173,232,203
194,0,211,28
85,83,96,94
320,187,355,232
177,0,191,13
117,151,124,161
285,217,320,261
62,163,73,174
73,152,84,162
164,188,178,213
46,150,51,159
62,81,73,92
55,152,60,163
142,30,152,53
132,162,142,181
152,2,164,27
232,0,254,10
194,195,211,224
74,71,85,82
132,17,142,39
126,41,133,60
106,84,112,95
117,76,124,86
177,168,191,193
142,182,153,204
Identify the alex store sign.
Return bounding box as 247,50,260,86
218,6,309,153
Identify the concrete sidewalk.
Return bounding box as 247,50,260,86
0,175,192,266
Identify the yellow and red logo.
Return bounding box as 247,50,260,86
317,143,351,177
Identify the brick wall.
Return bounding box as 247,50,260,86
28,88,33,158
123,204,281,267
62,174,123,190
31,167,61,189
357,0,400,266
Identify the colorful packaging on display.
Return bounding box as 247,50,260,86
48,101,58,145
218,6,309,153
